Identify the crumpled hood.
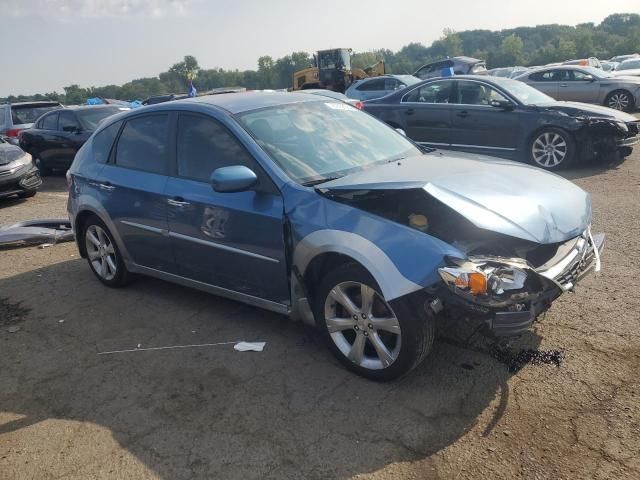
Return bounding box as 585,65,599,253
0,143,28,166
535,101,638,122
319,152,591,244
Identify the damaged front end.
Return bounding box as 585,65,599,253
578,116,640,160
436,228,604,336
319,156,605,337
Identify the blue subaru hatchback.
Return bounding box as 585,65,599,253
67,92,603,380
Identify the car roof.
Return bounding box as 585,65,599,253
173,91,327,114
62,105,128,112
4,101,61,107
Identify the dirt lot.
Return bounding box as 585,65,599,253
1,151,639,479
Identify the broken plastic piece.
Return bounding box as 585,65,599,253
233,341,266,352
0,219,73,249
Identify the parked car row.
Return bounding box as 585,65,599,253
362,75,639,170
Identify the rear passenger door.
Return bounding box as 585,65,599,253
526,70,561,98
399,79,455,147
165,112,290,304
96,113,174,272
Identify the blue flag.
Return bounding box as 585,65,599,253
188,82,197,97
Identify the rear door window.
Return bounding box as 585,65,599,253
356,79,386,91
41,113,59,130
93,121,122,164
58,111,80,132
115,114,169,175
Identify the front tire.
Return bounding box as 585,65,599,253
605,90,635,112
83,216,131,287
528,127,576,170
314,263,434,381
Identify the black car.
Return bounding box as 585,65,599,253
19,105,128,174
414,57,487,80
363,75,640,170
0,136,41,199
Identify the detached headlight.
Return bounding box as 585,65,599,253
438,258,528,296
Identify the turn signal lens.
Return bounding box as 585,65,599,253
468,273,488,295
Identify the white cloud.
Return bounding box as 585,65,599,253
2,0,197,18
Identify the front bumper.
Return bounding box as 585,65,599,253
437,231,605,337
0,164,42,198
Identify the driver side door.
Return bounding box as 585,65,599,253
165,112,290,304
560,70,600,103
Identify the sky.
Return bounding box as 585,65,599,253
1,0,638,96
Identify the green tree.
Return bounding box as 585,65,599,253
500,34,525,65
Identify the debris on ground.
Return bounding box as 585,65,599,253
233,341,266,352
0,219,73,249
7,325,21,333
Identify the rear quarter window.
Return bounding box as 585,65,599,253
93,121,122,164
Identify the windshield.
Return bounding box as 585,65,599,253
618,59,640,70
238,101,420,185
318,50,350,71
499,79,554,104
11,103,62,125
76,107,126,131
580,66,612,78
397,75,421,86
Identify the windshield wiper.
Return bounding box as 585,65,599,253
302,175,344,187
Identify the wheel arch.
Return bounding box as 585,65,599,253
293,229,423,303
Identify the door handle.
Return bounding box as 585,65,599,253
167,197,190,207
456,111,470,118
405,108,415,115
99,182,115,192
560,83,568,87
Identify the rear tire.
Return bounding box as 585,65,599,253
604,90,635,112
82,215,131,288
313,263,434,381
527,127,576,170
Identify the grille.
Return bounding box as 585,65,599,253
553,234,595,289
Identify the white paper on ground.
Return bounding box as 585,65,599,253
234,341,266,352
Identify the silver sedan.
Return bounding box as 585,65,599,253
514,65,640,111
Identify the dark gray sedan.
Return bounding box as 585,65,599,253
514,65,640,111
363,75,639,170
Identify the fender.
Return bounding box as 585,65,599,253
293,229,423,301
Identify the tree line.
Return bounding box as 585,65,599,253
2,13,639,104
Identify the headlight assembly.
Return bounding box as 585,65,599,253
438,258,528,297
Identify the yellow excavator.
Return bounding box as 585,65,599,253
292,48,385,93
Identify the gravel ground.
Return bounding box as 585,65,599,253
1,150,639,479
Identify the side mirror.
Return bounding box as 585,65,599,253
395,128,407,136
584,74,595,82
210,165,258,193
490,99,515,110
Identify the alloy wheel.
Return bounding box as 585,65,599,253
607,92,630,111
532,132,568,168
324,281,402,370
85,225,117,281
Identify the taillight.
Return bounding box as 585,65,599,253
354,101,365,110
66,172,73,190
5,128,22,138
